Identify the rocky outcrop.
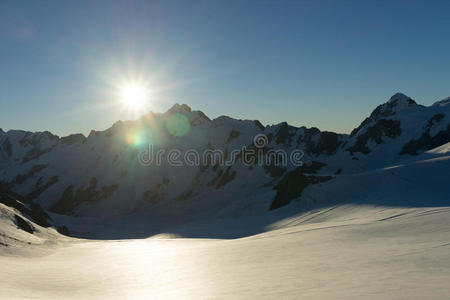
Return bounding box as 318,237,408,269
270,162,332,210
347,119,402,154
0,183,51,228
60,133,85,145
51,178,119,215
401,114,450,155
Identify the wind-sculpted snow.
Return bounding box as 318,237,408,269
1,204,450,299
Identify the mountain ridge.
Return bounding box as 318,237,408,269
1,93,450,239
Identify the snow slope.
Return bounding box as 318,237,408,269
0,189,66,254
1,204,449,299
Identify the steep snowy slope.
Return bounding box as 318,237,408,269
0,184,64,252
346,93,450,161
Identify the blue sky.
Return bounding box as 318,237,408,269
1,0,450,136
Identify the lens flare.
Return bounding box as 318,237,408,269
166,113,190,137
126,130,152,147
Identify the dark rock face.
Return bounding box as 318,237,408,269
314,132,342,155
253,120,265,131
296,127,343,156
51,179,119,215
208,169,224,187
264,165,287,178
372,98,416,118
177,167,207,201
270,162,331,210
12,164,48,186
51,185,75,214
0,184,51,228
181,104,191,112
143,178,169,204
276,122,294,146
216,166,237,189
60,134,85,145
19,131,58,147
192,111,211,124
14,215,34,234
313,132,342,156
22,146,56,164
207,166,237,189
351,94,417,137
226,129,241,144
350,117,372,137
401,114,450,155
56,225,70,236
28,203,52,228
425,114,445,130
26,176,59,201
299,161,327,174
347,119,402,154
297,127,320,147
1,137,13,158
17,132,59,164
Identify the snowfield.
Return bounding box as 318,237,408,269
1,204,450,299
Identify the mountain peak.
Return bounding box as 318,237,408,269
388,92,412,103
165,103,211,124
167,103,192,114
386,92,417,107
350,93,418,136
379,93,417,111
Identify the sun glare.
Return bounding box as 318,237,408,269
120,83,148,111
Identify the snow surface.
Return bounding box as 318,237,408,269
428,142,450,154
1,204,450,299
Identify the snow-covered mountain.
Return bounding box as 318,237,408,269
1,93,450,238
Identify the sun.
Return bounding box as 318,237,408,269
120,83,148,110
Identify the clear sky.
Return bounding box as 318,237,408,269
1,0,450,136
